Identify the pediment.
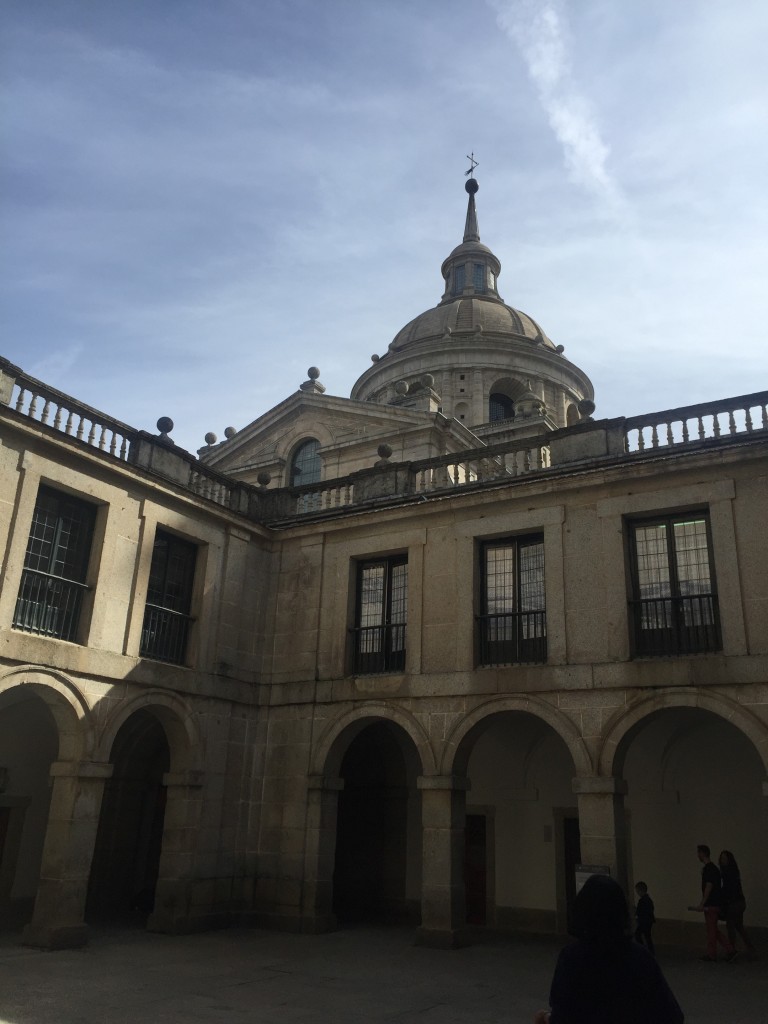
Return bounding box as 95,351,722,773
200,391,439,474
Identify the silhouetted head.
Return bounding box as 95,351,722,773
719,850,739,872
635,881,648,895
697,844,710,862
573,874,630,943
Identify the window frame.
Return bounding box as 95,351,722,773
140,528,198,665
351,554,408,675
477,534,547,666
489,393,515,423
12,485,97,643
289,438,322,487
627,510,721,657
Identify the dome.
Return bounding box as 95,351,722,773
389,296,554,352
350,173,595,427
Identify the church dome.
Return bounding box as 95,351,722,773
386,176,554,353
389,296,553,351
350,172,594,428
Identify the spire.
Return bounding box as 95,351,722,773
438,165,502,306
463,177,480,243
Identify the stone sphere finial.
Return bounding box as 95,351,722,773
307,366,320,380
465,177,479,195
204,431,217,446
555,344,565,354
256,471,272,488
157,416,174,438
578,398,596,420
376,444,393,465
224,426,237,439
371,354,380,362
394,380,409,396
420,373,434,389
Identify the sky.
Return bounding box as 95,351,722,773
2,0,767,454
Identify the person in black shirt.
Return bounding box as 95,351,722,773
692,844,736,962
719,850,756,955
533,874,684,1023
634,881,655,956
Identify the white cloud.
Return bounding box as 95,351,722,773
489,0,627,217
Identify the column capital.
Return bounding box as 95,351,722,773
572,776,628,795
307,774,344,791
417,775,471,791
162,769,204,788
50,760,113,780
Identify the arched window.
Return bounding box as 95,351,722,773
289,439,321,486
452,264,466,296
489,393,515,422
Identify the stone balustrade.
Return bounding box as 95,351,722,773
0,357,137,461
2,355,765,525
624,391,768,453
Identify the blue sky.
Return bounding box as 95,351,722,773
2,0,767,453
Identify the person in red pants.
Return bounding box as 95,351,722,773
692,844,737,962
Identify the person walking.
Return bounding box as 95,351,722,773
719,850,756,956
532,874,683,1023
692,844,736,962
634,881,656,956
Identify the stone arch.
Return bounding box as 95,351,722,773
312,702,437,779
95,689,202,774
598,688,768,779
0,664,93,761
440,695,592,778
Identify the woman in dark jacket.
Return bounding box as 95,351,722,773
533,874,683,1024
719,850,756,955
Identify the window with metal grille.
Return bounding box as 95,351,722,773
478,536,546,665
140,530,197,664
473,263,485,292
452,264,466,296
629,513,720,656
352,556,407,674
489,393,515,422
13,486,96,642
290,438,321,486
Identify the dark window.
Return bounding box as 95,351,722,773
352,556,407,674
13,486,96,642
452,264,466,296
290,439,321,486
479,536,546,665
629,513,720,656
140,530,196,664
473,263,485,292
489,393,515,422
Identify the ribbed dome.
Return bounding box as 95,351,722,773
389,296,554,352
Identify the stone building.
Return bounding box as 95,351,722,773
0,179,766,951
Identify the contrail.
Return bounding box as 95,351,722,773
490,0,628,218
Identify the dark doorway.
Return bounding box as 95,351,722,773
563,816,582,934
465,814,487,925
86,710,169,924
333,722,415,925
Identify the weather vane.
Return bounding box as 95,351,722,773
465,152,479,177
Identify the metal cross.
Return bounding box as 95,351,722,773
465,152,479,177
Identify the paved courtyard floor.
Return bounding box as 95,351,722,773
0,925,766,1024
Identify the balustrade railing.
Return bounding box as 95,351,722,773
140,604,193,664
351,623,407,674
629,594,721,657
12,568,89,642
477,610,547,666
2,360,137,460
624,392,768,454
